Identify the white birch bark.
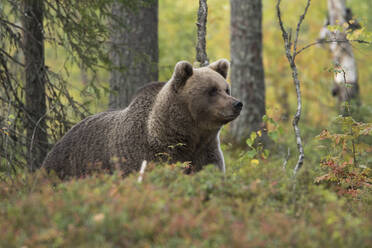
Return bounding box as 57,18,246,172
319,0,359,104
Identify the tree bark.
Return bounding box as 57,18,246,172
319,0,360,108
22,0,48,170
230,0,266,143
276,0,310,175
196,0,209,67
109,1,158,109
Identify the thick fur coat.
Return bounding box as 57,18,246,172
43,59,242,178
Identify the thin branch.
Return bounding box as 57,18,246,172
296,38,371,56
29,104,56,171
291,67,305,176
338,67,358,167
276,0,292,63
276,0,290,45
282,147,290,170
0,18,26,32
293,0,311,60
0,48,25,67
276,0,310,176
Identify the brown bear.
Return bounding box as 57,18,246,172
42,59,242,178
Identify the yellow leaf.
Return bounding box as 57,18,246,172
251,159,259,166
257,130,262,137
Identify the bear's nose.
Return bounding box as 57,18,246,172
233,101,243,110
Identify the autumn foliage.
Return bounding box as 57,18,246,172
1,163,372,247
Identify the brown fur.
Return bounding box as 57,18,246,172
42,59,242,178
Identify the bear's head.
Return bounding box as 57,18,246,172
169,59,242,131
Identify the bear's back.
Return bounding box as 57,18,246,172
43,82,165,178
106,82,166,174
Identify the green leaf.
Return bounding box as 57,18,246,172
250,132,257,141
278,126,284,135
246,138,253,147
268,130,279,141
246,150,257,159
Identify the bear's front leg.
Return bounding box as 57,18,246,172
194,135,225,173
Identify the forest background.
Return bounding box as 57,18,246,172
1,0,372,247
59,0,372,121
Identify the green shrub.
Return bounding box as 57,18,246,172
1,163,372,247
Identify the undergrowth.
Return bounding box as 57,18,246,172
1,160,372,247
1,116,372,247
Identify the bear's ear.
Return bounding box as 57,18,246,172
208,59,230,79
171,61,193,92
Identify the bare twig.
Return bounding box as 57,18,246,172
282,147,290,170
137,160,148,183
29,104,56,171
196,0,209,67
293,0,311,60
338,68,358,167
276,0,311,176
296,39,370,56
0,48,25,67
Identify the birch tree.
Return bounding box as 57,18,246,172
276,0,311,175
319,0,360,110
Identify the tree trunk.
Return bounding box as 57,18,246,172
196,0,209,67
22,0,48,170
320,0,360,110
230,0,266,143
109,1,158,109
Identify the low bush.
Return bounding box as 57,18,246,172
1,157,372,247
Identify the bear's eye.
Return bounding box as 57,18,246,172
226,88,230,95
208,87,218,96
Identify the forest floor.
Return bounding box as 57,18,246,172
1,142,372,247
